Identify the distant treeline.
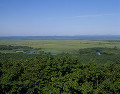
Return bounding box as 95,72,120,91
104,40,120,42
0,45,33,50
78,47,120,55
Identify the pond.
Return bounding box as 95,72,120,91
34,53,40,54
51,54,56,55
16,50,25,53
97,52,101,55
16,51,56,55
29,52,40,54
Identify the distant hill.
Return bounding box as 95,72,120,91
0,35,120,40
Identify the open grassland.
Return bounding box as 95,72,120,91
0,39,120,54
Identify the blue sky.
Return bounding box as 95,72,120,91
0,0,120,36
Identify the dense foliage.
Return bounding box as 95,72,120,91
0,45,33,50
0,47,120,94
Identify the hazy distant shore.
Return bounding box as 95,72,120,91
0,35,120,40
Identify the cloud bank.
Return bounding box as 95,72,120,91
75,14,113,17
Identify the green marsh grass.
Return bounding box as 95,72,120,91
0,39,120,54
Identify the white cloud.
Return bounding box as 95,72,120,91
75,14,113,17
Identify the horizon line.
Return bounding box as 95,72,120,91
1,35,120,37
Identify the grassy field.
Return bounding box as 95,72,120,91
0,39,120,54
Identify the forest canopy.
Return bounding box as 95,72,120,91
0,47,120,94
